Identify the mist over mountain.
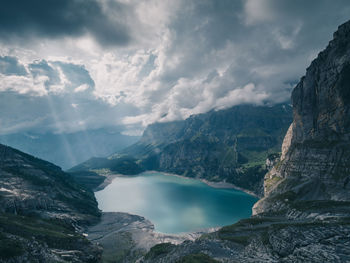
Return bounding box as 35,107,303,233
0,128,139,169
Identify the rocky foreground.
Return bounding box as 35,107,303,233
87,212,215,263
0,144,101,262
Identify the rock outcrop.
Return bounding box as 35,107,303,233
0,143,101,262
88,212,214,262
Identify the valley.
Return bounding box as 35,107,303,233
95,171,257,234
70,103,292,197
0,8,349,263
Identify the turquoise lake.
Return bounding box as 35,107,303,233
95,172,258,234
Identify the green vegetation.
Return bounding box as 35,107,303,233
226,163,267,192
218,217,275,232
291,200,350,213
144,243,176,260
237,128,270,137
215,216,288,246
69,155,145,175
274,160,283,170
219,235,250,245
0,213,89,251
101,232,138,263
176,253,220,263
264,175,283,193
109,156,145,174
69,170,106,190
0,233,24,259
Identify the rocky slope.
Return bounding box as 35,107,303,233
88,212,215,263
139,20,350,263
72,104,292,196
0,143,101,262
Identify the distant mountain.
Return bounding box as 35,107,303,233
71,104,292,196
69,155,145,190
0,128,139,169
142,20,350,263
0,143,101,262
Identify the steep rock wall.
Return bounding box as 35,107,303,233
254,20,350,215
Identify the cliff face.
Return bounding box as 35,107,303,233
0,144,101,262
117,104,292,196
253,20,350,215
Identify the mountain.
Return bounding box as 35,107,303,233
253,19,350,214
0,128,140,169
72,104,292,196
140,20,350,263
0,143,101,262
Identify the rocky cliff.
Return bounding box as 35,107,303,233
253,19,350,215
0,143,101,262
72,104,292,196
139,20,350,263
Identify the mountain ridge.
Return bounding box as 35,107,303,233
71,103,292,196
0,143,102,262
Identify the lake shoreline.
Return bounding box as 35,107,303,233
97,170,259,198
94,171,258,235
87,211,218,262
157,171,259,198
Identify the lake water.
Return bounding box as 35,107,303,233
95,171,258,234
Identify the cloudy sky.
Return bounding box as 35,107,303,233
1,0,350,136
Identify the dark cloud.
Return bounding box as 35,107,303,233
0,56,27,76
154,0,350,106
0,0,131,46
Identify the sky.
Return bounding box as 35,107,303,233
0,0,350,136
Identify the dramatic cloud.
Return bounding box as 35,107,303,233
0,0,132,46
0,0,350,135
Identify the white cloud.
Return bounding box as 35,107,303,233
215,83,268,110
1,0,350,135
74,84,90,93
0,73,48,96
0,116,47,135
